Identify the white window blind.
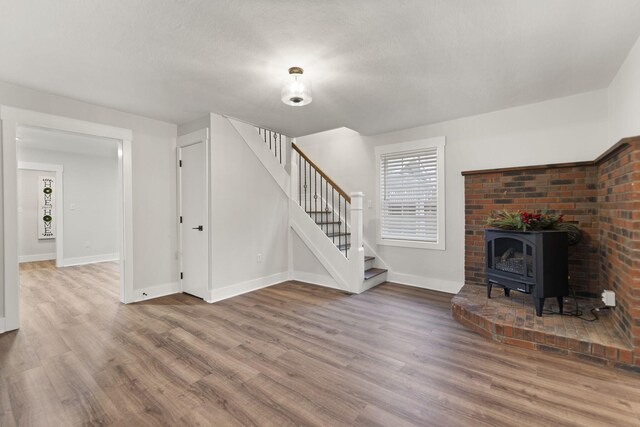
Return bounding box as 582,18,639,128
379,146,440,243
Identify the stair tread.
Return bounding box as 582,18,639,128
365,256,375,262
326,232,350,237
364,268,387,280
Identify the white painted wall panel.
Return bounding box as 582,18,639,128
17,147,119,262
209,114,289,290
608,35,640,143
291,231,338,288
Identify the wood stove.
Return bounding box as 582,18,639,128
485,229,568,316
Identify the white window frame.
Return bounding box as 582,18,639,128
375,136,446,250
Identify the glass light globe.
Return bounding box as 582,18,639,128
281,67,312,106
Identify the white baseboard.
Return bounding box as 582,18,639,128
130,281,180,303
19,253,56,263
62,253,119,267
208,271,289,303
0,317,5,334
290,271,343,291
386,271,462,294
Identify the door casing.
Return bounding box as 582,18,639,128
1,106,133,332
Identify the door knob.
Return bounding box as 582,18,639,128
192,225,203,231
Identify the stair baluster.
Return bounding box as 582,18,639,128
292,143,351,258
256,126,287,166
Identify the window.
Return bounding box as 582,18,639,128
375,136,445,250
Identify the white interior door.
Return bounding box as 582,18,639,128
178,131,209,300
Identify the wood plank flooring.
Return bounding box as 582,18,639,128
1,261,640,426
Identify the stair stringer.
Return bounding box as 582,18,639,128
228,118,290,197
290,200,352,292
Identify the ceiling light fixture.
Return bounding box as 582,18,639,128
281,67,312,106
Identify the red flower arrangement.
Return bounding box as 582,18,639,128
487,209,564,231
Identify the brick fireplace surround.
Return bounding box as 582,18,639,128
454,136,640,371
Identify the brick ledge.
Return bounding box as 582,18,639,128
451,284,639,373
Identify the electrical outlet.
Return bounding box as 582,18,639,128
84,240,91,248
257,253,263,263
70,203,77,210
367,200,373,208
602,290,616,307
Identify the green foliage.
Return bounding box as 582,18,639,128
486,209,564,231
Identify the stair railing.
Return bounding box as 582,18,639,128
292,143,351,258
256,127,287,167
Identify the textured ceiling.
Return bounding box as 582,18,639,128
1,1,640,137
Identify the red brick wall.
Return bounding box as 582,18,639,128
597,141,640,355
464,165,600,297
463,138,640,364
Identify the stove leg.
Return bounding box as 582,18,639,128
487,282,492,298
534,297,544,317
557,296,564,314
504,287,510,297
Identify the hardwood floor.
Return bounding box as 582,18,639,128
2,261,640,426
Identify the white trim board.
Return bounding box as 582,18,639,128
1,106,132,141
131,281,180,303
386,271,462,294
62,253,120,267
208,271,289,303
289,271,342,291
19,253,56,263
18,162,64,268
0,317,5,334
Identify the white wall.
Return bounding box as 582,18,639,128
178,114,290,298
18,147,119,264
17,169,56,261
209,114,289,291
290,231,339,288
608,35,640,143
295,90,609,292
0,81,178,318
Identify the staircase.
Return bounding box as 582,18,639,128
229,117,387,293
293,142,388,291
305,210,388,289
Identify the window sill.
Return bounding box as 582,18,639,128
377,238,445,251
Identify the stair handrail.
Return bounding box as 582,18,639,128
290,142,365,290
292,143,351,203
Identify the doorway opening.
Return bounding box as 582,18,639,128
1,106,134,332
17,126,122,303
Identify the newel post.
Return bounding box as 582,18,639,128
350,192,365,291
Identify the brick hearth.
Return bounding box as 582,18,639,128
458,136,640,370
452,285,634,369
